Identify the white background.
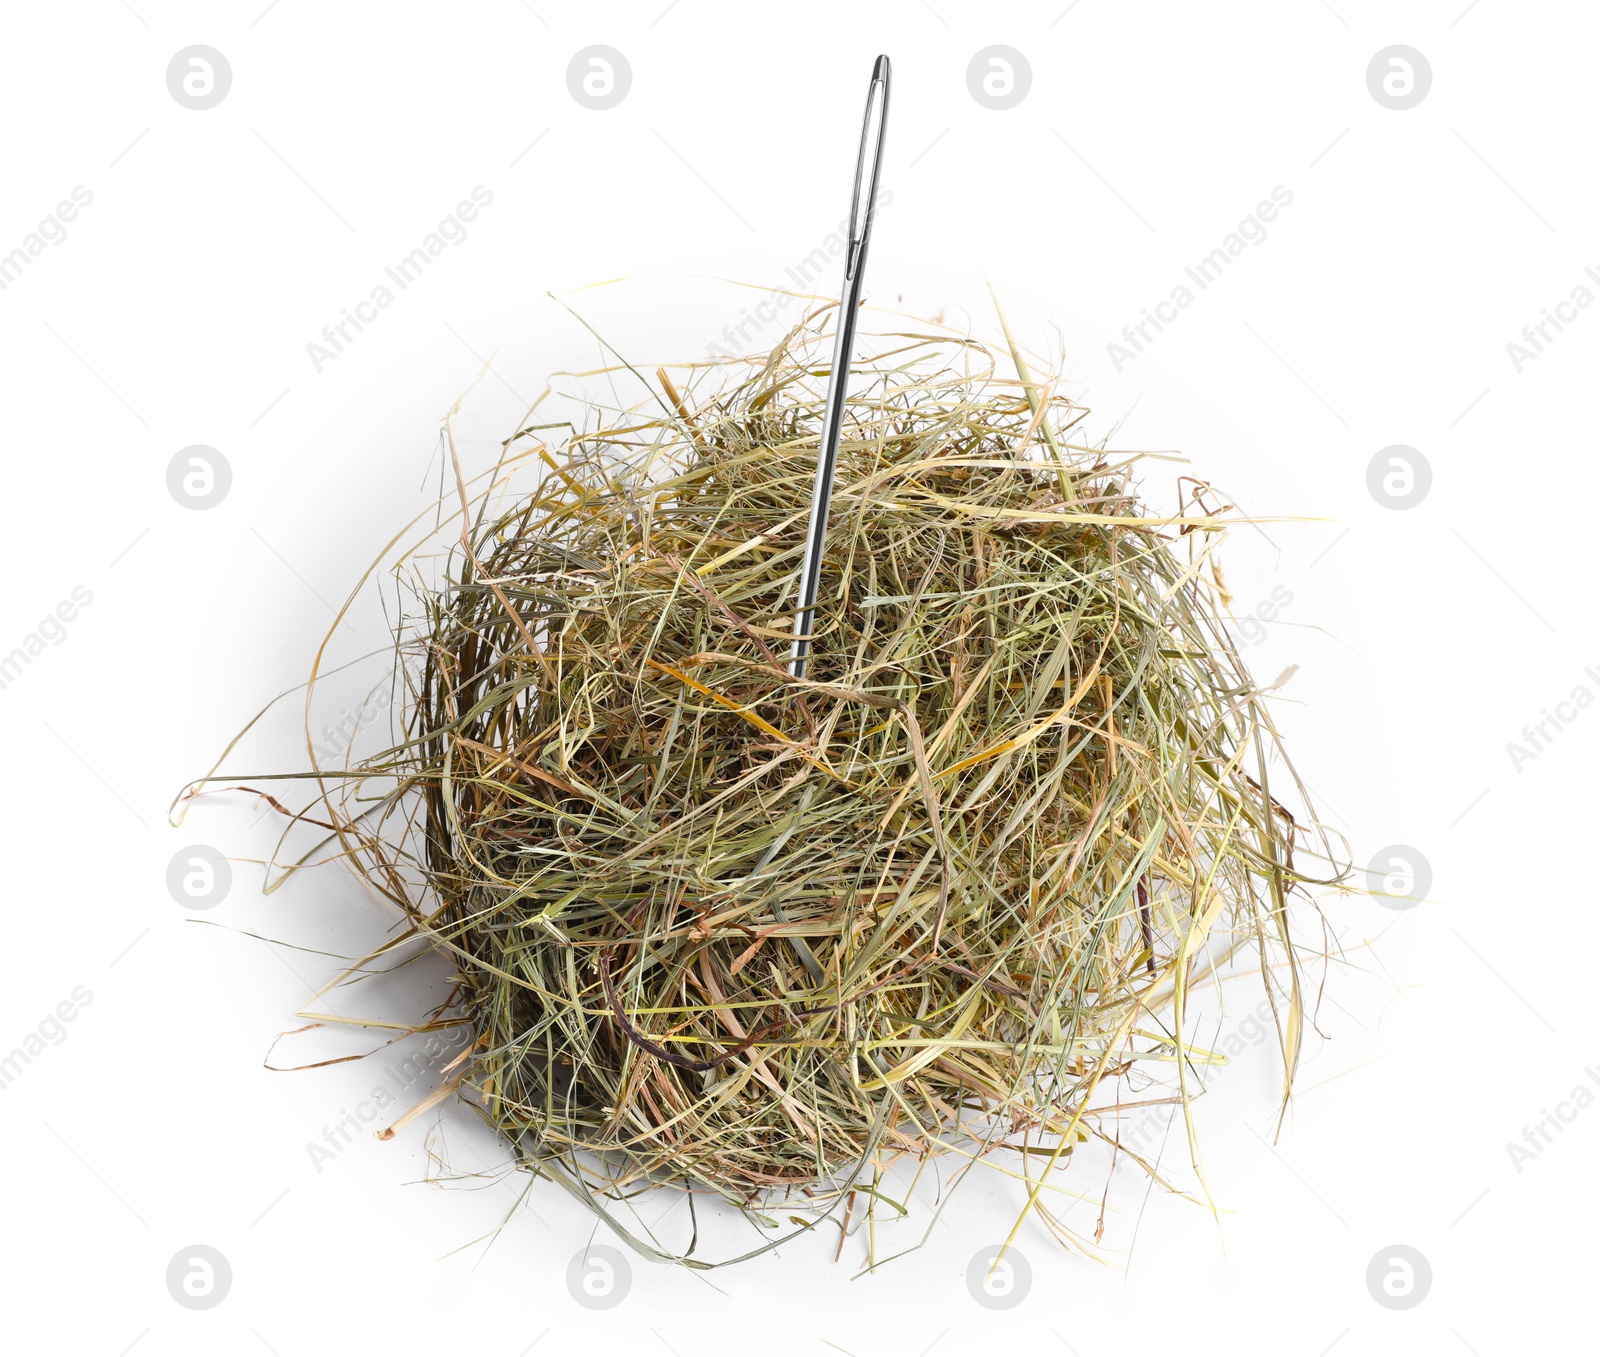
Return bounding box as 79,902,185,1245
1,1,1594,1353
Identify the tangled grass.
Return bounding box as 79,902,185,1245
205,311,1338,1268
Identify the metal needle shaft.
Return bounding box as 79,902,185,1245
788,55,891,680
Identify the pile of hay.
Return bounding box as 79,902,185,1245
252,315,1331,1266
